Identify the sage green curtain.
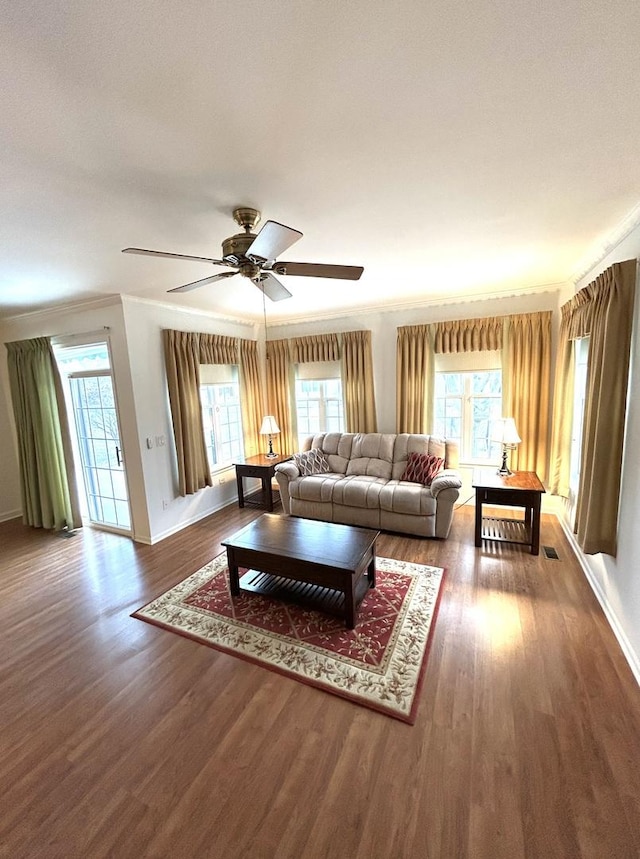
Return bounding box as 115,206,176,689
342,330,377,432
6,337,81,530
163,330,212,496
396,324,433,433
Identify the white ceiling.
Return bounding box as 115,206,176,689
2,0,640,323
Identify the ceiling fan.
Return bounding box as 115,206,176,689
122,207,364,302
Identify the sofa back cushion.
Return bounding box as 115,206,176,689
346,433,395,479
302,432,354,474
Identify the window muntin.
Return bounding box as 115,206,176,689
295,377,344,446
434,369,502,463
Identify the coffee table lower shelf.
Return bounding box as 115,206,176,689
239,568,372,624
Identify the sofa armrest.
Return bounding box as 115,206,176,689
274,461,300,514
430,469,462,498
275,461,300,481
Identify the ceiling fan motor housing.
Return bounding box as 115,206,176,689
222,232,257,265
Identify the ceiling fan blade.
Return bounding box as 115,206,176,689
245,220,303,264
255,272,292,302
167,271,238,293
122,247,230,266
273,261,364,280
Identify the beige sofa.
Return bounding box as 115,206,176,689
275,432,462,538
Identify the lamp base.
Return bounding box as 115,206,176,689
497,447,512,476
265,435,277,458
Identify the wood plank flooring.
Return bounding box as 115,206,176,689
1,504,640,858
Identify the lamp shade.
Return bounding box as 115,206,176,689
259,415,280,435
491,417,521,446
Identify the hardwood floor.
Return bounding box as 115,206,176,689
1,504,640,858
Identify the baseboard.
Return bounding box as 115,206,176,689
558,517,640,688
0,509,21,523
146,495,237,545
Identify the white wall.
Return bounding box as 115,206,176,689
565,229,640,683
0,294,260,544
120,295,258,543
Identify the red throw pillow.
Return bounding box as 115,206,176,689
401,452,445,486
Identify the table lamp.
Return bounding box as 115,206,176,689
492,417,521,476
259,415,280,458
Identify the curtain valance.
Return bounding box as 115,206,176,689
432,316,503,353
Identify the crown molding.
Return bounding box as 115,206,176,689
0,294,123,326
120,293,257,330
571,202,640,284
264,281,566,327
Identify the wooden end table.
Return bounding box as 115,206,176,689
234,453,292,512
222,514,379,629
472,468,545,555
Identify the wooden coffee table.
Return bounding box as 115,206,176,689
221,514,379,629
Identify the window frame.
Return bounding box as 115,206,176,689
434,368,503,465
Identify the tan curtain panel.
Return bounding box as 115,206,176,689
341,330,378,433
396,324,433,433
291,333,340,363
432,316,503,353
503,311,552,481
574,259,636,556
266,338,296,455
548,304,576,498
163,330,212,496
6,337,81,530
198,333,238,365
238,338,263,459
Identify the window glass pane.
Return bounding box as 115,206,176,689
294,376,344,447
199,372,244,470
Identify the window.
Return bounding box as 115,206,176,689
434,369,502,463
199,365,244,471
294,361,344,446
569,337,589,498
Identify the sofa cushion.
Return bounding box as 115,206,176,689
293,448,330,476
288,473,345,503
346,433,395,479
401,452,444,486
332,475,388,509
379,481,437,516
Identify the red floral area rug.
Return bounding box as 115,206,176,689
132,554,446,724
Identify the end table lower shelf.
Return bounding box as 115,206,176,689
472,468,545,555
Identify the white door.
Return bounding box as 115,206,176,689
68,370,131,532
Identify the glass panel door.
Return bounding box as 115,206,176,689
68,372,131,531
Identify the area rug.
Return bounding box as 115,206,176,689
132,554,446,724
